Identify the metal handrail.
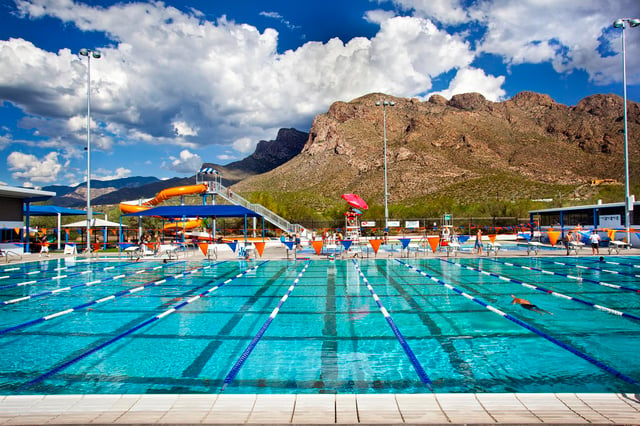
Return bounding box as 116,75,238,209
210,182,306,235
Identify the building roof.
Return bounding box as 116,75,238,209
529,201,639,214
0,185,55,202
122,205,262,218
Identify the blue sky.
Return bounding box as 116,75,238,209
1,0,639,188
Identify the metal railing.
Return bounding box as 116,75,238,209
208,182,306,236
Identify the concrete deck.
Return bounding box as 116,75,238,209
0,393,639,424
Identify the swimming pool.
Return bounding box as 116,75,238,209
0,255,638,394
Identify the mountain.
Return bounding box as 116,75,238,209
44,128,308,207
232,91,639,210
43,176,162,207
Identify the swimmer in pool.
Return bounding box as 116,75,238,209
511,295,553,315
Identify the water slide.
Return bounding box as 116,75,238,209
119,184,208,231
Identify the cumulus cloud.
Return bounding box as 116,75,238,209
7,151,64,183
3,0,477,158
429,67,506,101
166,149,202,174
398,0,640,85
93,166,131,180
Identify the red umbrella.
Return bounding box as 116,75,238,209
341,194,368,210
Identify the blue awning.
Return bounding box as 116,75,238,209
122,205,261,218
24,205,87,216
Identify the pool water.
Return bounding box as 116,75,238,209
0,256,639,394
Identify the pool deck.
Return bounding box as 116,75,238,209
2,245,640,424
1,393,640,424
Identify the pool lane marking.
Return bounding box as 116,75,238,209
20,261,268,390
441,259,640,323
222,261,311,390
489,258,640,294
0,261,225,335
0,261,150,291
0,260,113,281
352,259,433,389
0,261,185,306
397,259,638,386
534,257,640,279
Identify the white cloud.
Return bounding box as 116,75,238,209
430,67,506,101
4,1,476,160
232,137,255,154
7,151,63,183
388,0,469,24
93,166,131,180
166,149,202,173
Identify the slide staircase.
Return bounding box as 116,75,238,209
206,180,308,237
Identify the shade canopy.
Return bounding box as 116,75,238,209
123,205,262,219
64,218,125,228
341,193,368,210
24,205,86,216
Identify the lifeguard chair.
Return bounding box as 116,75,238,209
344,209,361,240
439,213,456,253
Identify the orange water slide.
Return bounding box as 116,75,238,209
119,183,208,214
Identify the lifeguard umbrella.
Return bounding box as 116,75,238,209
341,194,368,210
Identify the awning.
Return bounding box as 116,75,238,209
123,205,262,218
24,205,86,216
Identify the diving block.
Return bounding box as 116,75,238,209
568,241,584,255
124,245,141,260
608,240,630,255
486,242,501,256
527,241,544,256
159,244,179,259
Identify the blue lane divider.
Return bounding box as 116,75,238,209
0,261,221,336
583,257,640,269
352,259,433,389
397,259,638,386
534,257,640,279
0,259,109,282
441,258,640,323
1,260,186,307
222,261,311,390
20,261,269,390
489,258,640,294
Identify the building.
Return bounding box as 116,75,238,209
529,201,639,245
0,185,55,253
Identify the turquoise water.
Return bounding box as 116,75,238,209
0,256,639,394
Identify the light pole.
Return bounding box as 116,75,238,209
79,48,101,251
613,18,639,247
375,100,395,231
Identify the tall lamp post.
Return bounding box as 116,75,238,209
613,18,639,247
79,48,101,251
375,100,395,231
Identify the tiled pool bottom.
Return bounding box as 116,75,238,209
0,393,639,424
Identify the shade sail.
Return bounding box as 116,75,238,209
341,194,368,210
122,205,262,218
25,205,86,216
63,218,126,227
